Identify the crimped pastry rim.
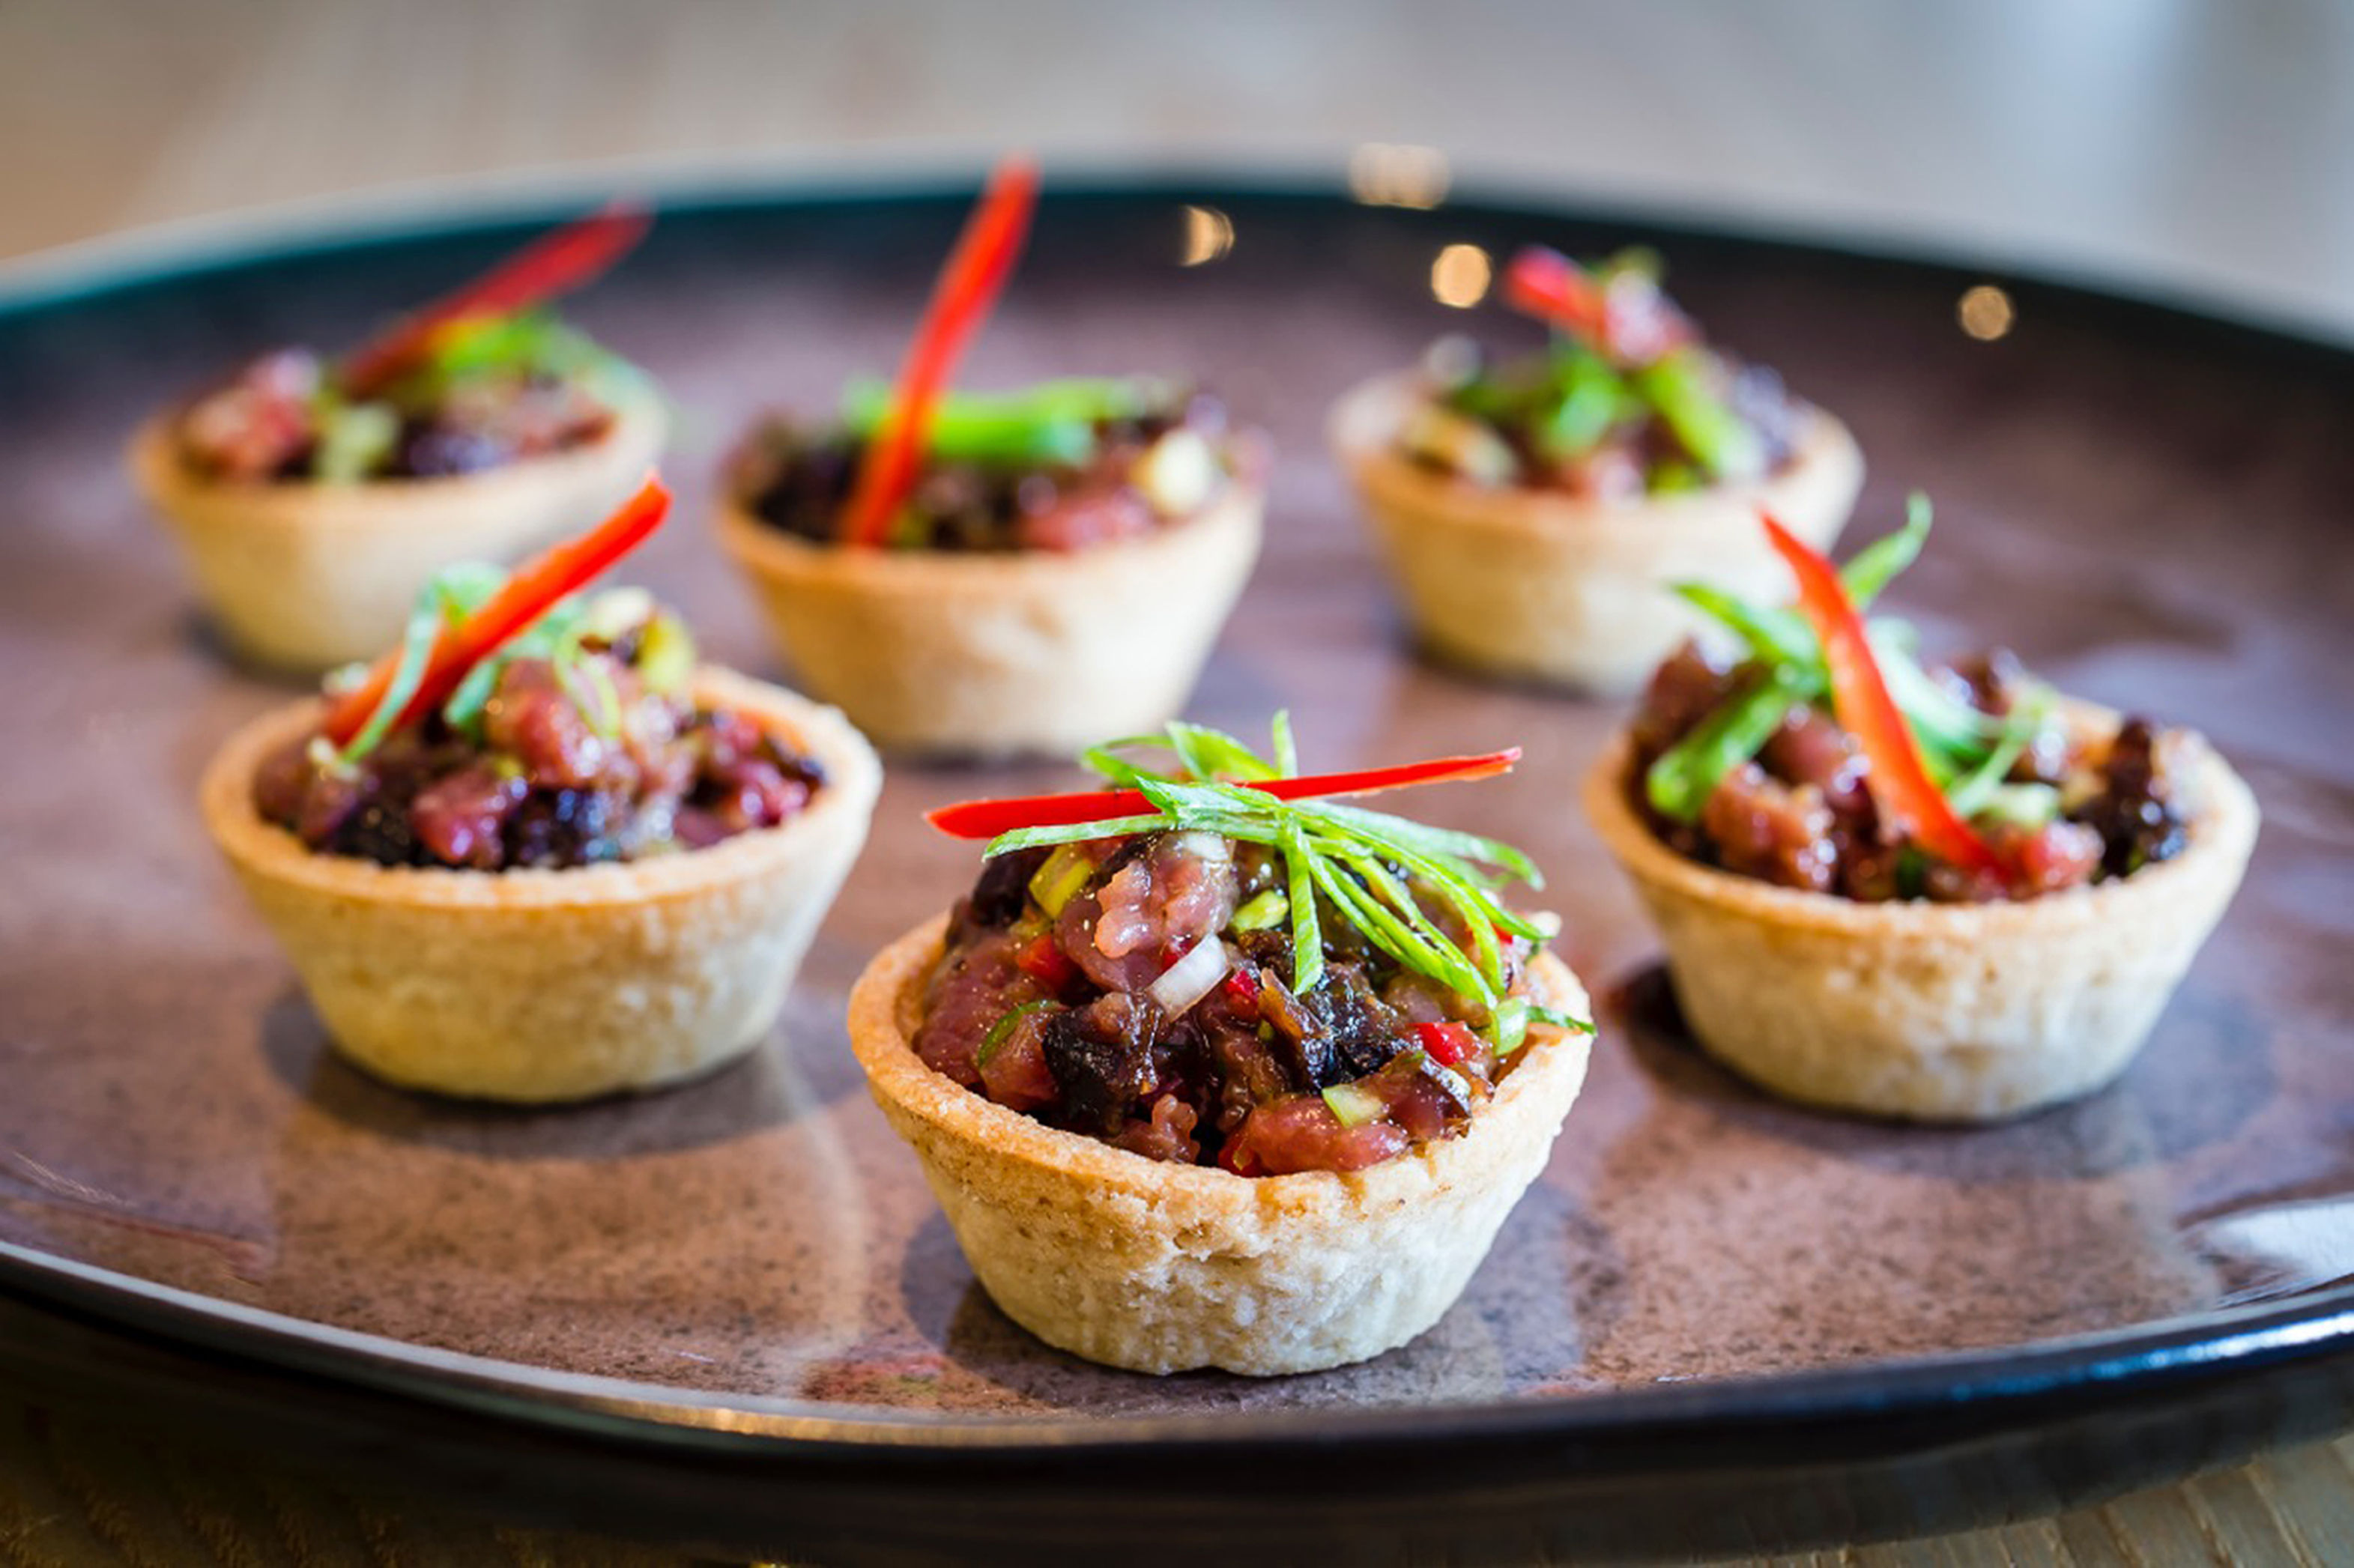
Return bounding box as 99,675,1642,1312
847,912,1593,1210
710,470,1267,601
1581,706,2261,942
199,665,883,911
1325,370,1860,541
128,376,668,533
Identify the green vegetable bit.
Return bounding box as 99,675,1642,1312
838,376,1169,468
1631,348,1764,482
309,399,400,483
978,999,1063,1070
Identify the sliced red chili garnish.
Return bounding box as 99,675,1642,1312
1760,510,2004,877
1503,244,1693,367
321,473,671,748
1220,966,1262,1008
925,748,1522,839
1416,1020,1479,1068
1502,246,1608,342
337,200,652,397
837,157,1041,548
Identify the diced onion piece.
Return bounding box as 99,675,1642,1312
1414,1052,1476,1110
582,585,656,642
1398,404,1517,485
1131,429,1221,518
1165,829,1232,865
1320,1080,1387,1128
1147,935,1231,1017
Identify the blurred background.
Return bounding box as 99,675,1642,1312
5,0,2350,342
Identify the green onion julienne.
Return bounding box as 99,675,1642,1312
332,560,691,763
1645,496,2059,824
978,718,1583,1050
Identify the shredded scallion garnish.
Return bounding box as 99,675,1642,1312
335,563,662,761
980,717,1572,1047
1646,497,2061,823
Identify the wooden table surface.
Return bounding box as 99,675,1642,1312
4,2,2350,1561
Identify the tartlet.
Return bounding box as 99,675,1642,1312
1331,373,1861,694
848,723,1593,1374
199,476,881,1103
715,473,1261,756
130,205,664,671
715,158,1263,756
133,382,664,671
1586,716,2254,1120
850,918,1589,1375
1329,246,1863,694
205,667,878,1101
1587,510,2258,1121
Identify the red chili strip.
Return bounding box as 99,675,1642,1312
1502,245,1608,342
338,200,653,396
925,748,1522,839
837,157,1041,548
1503,244,1693,366
321,473,671,748
1014,932,1078,993
1416,1020,1479,1068
1760,511,2004,877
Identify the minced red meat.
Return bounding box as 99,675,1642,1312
178,345,615,482
1629,641,2188,903
912,831,1545,1175
254,635,823,871
736,390,1235,553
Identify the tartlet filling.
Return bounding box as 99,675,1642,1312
177,318,623,483
1396,249,1798,499
256,587,823,871
917,833,1544,1174
913,723,1582,1175
1630,641,2185,903
736,380,1240,553
1629,503,2189,903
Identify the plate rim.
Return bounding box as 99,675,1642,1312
8,1236,2354,1459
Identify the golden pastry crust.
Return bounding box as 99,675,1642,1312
200,668,880,1103
1328,373,1864,694
1583,709,2258,1121
130,382,667,672
847,917,1593,1375
712,479,1262,757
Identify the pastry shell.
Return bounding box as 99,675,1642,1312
200,668,880,1103
131,381,667,673
1582,712,2258,1121
713,479,1262,757
847,917,1593,1375
1328,373,1865,695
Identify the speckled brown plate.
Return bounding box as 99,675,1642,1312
2,182,2350,1566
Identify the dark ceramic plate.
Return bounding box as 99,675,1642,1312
2,181,2350,1566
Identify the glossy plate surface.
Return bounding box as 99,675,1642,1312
1,184,2350,1563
